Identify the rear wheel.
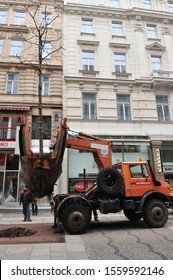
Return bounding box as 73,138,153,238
124,210,142,221
97,168,122,195
61,204,91,234
143,199,168,228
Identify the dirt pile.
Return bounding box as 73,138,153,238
0,227,37,238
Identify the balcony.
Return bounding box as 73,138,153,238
152,70,173,79
0,127,16,141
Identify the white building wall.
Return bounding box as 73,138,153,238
61,0,173,192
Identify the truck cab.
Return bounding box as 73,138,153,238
114,161,170,198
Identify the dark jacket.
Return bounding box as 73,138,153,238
20,189,33,204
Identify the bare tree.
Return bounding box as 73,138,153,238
19,3,63,158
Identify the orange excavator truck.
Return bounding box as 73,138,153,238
19,118,173,234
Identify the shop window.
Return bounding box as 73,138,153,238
6,153,19,170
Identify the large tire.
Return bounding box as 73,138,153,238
61,204,91,234
143,199,168,228
97,168,122,195
124,210,142,221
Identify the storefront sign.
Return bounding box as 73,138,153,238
0,141,15,148
163,166,173,173
74,181,93,192
156,148,162,173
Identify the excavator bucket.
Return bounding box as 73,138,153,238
19,118,68,198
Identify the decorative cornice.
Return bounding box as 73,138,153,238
145,42,166,52
109,42,130,49
77,40,99,46
0,24,28,33
64,4,173,23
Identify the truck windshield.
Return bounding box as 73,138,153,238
130,164,149,178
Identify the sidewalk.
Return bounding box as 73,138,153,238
0,203,88,260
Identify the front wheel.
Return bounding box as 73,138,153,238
124,210,142,221
143,199,168,228
61,204,91,234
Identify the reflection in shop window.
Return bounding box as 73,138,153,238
6,153,19,170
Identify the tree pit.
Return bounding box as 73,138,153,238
0,227,37,238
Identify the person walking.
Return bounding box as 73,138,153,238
32,196,38,215
19,186,33,222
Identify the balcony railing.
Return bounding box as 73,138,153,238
0,127,16,141
152,70,173,78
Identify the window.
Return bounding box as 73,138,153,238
42,41,51,59
147,24,157,38
168,1,173,12
0,39,3,55
130,164,149,178
110,0,120,8
0,10,7,24
10,39,23,56
6,73,19,94
82,93,97,120
41,12,52,27
143,0,152,9
151,56,162,70
82,18,93,33
14,11,25,25
42,75,50,96
114,53,126,73
112,21,123,36
156,96,170,121
117,95,131,120
32,116,51,140
82,50,94,71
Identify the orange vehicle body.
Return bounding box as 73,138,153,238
19,117,172,234
113,162,170,198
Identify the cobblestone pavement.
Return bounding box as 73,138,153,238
1,204,173,260
81,211,173,260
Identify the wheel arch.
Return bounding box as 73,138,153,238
140,191,169,209
56,195,92,221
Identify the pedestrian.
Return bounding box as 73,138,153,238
19,186,33,222
32,196,38,215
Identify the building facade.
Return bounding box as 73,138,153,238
1,0,173,202
61,0,173,193
0,0,63,203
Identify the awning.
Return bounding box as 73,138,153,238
0,106,30,111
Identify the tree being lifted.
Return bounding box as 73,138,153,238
20,3,62,158
19,2,65,197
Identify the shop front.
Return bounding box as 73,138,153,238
161,142,173,193
0,152,23,203
0,111,29,204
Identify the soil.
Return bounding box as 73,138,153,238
0,223,65,244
